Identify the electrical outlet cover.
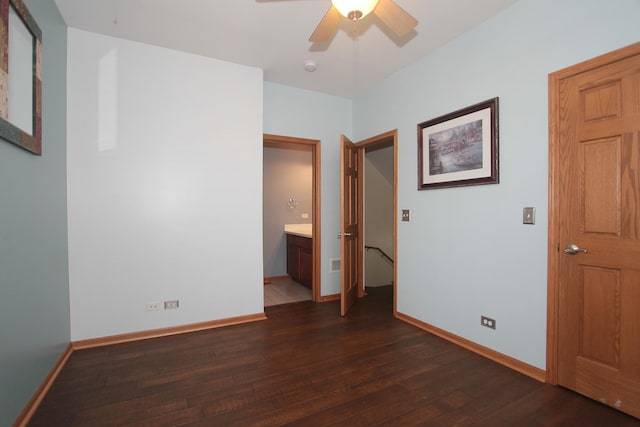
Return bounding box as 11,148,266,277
146,302,161,311
164,300,180,309
523,207,535,225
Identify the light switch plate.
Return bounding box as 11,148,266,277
523,207,535,225
402,209,410,222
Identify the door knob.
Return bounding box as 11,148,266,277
337,232,353,239
564,244,588,255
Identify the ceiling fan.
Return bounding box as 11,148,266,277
309,0,419,43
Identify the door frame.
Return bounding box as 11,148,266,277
353,129,398,314
263,134,322,302
546,42,640,384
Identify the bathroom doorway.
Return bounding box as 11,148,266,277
263,134,321,305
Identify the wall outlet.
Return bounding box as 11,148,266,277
146,302,161,312
164,300,179,310
481,315,496,330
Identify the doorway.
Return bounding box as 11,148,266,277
263,134,321,304
547,42,640,418
340,130,398,315
363,142,395,291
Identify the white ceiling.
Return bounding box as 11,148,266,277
53,0,520,98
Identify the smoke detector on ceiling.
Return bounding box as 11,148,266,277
304,60,317,72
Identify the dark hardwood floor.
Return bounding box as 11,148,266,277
30,286,639,426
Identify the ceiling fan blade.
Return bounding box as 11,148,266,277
309,6,342,43
374,0,418,38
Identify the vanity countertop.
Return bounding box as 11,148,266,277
284,223,312,238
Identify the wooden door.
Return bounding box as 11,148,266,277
341,135,360,316
555,47,640,418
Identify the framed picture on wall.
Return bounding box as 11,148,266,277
418,97,499,190
0,0,43,155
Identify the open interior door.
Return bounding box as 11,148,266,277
340,135,360,316
555,47,640,418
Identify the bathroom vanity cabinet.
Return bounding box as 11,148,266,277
286,233,312,288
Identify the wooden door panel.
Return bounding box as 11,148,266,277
557,49,640,418
581,80,621,122
582,138,621,235
580,266,620,366
341,135,359,316
576,357,640,417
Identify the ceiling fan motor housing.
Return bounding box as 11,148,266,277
347,10,363,21
332,0,380,20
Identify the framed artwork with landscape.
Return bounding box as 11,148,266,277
418,97,499,190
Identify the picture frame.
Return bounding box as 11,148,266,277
418,97,499,190
0,0,42,155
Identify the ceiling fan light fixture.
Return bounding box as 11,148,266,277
331,0,380,21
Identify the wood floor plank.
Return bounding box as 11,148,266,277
28,286,640,426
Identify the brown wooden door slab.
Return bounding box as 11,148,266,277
556,48,640,418
341,135,359,316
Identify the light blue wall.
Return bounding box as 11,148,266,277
67,29,264,341
353,0,640,369
264,82,352,296
0,0,69,424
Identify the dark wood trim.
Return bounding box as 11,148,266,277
13,343,73,427
546,41,640,385
72,313,267,350
263,134,322,303
396,311,546,382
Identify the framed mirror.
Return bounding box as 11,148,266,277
0,0,42,155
